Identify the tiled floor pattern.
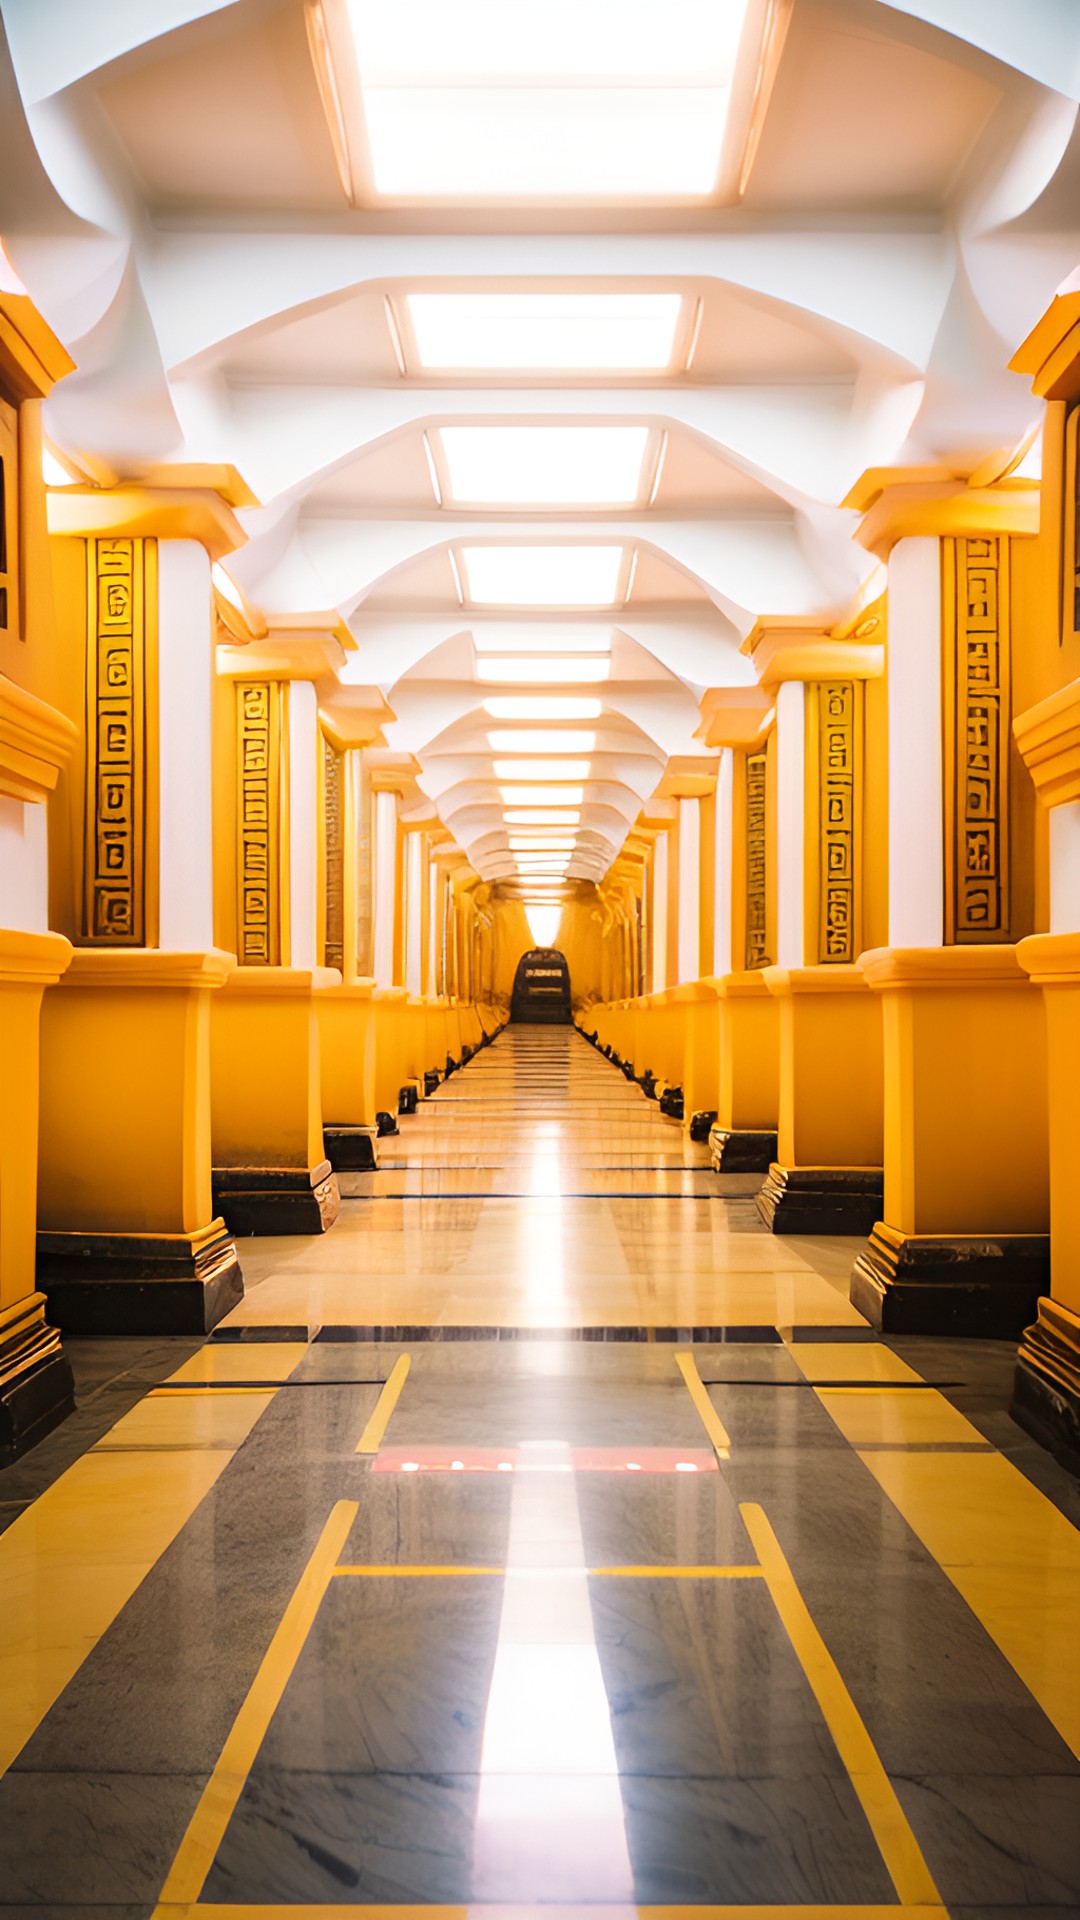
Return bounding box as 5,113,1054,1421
1,1024,1078,1919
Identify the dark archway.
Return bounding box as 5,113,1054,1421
510,948,572,1024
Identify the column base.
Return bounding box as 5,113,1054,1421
0,1299,75,1464
212,1163,340,1237
757,1165,883,1235
323,1126,379,1172
689,1110,717,1143
658,1086,684,1121
37,1220,243,1334
1011,1298,1080,1469
709,1127,778,1173
851,1222,1050,1336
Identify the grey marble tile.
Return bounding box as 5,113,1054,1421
590,1575,844,1779
894,1774,1080,1906
619,1769,894,1904
0,1772,202,1906
202,1767,482,1904
254,1576,504,1774
577,1470,752,1568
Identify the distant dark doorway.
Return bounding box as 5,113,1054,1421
510,948,572,1024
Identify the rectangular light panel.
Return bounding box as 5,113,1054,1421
504,809,580,825
499,786,585,806
407,294,683,372
440,427,649,508
462,547,623,607
485,698,601,720
477,658,611,684
487,731,596,754
346,0,753,201
492,760,592,782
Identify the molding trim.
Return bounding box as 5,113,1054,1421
0,672,78,803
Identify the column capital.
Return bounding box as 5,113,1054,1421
740,615,884,688
1010,285,1080,401
218,611,357,682
47,482,247,560
696,687,774,750
843,466,1039,559
368,750,421,795
1014,678,1080,808
319,688,393,750
653,758,717,800
0,286,74,400
0,672,78,804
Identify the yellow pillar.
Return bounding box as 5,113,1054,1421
43,473,248,1322
0,280,79,1448
316,706,385,1172
838,466,1045,1317
211,636,345,1232
696,690,780,1171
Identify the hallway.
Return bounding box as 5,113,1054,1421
2,1028,1079,1916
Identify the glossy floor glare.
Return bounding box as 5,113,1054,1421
217,1028,864,1337
2,1029,1080,1919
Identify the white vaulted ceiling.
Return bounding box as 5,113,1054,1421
2,0,1078,887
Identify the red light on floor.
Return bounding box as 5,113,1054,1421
373,1446,716,1474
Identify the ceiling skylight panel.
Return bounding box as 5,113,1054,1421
487,732,597,754
462,547,624,607
345,1,752,202
407,295,682,373
484,698,602,720
500,787,586,806
493,761,592,782
477,658,610,683
440,428,648,509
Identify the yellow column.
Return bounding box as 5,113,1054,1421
43,478,249,1323
0,282,79,1450
315,707,385,1172
1005,291,1080,1455
210,636,345,1233
742,620,887,1233
841,469,1047,1320
696,689,781,1171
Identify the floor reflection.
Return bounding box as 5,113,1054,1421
472,1438,635,1905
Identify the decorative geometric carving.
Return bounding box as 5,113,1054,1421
323,734,344,972
745,748,771,969
235,681,281,965
818,681,857,963
945,537,1010,942
84,538,146,943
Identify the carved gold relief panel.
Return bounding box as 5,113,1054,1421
323,734,344,972
943,536,1011,942
83,537,153,944
235,680,283,965
744,747,771,969
811,679,862,965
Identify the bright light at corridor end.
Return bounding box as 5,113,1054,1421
525,905,564,947
346,1,754,200
407,294,683,372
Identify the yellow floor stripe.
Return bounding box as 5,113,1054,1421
328,1564,765,1579
157,1904,945,1919
154,1499,358,1910
675,1349,732,1457
593,1564,765,1579
740,1502,941,1909
355,1354,411,1455
332,1564,503,1577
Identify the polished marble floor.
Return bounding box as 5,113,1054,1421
1,1025,1079,1920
